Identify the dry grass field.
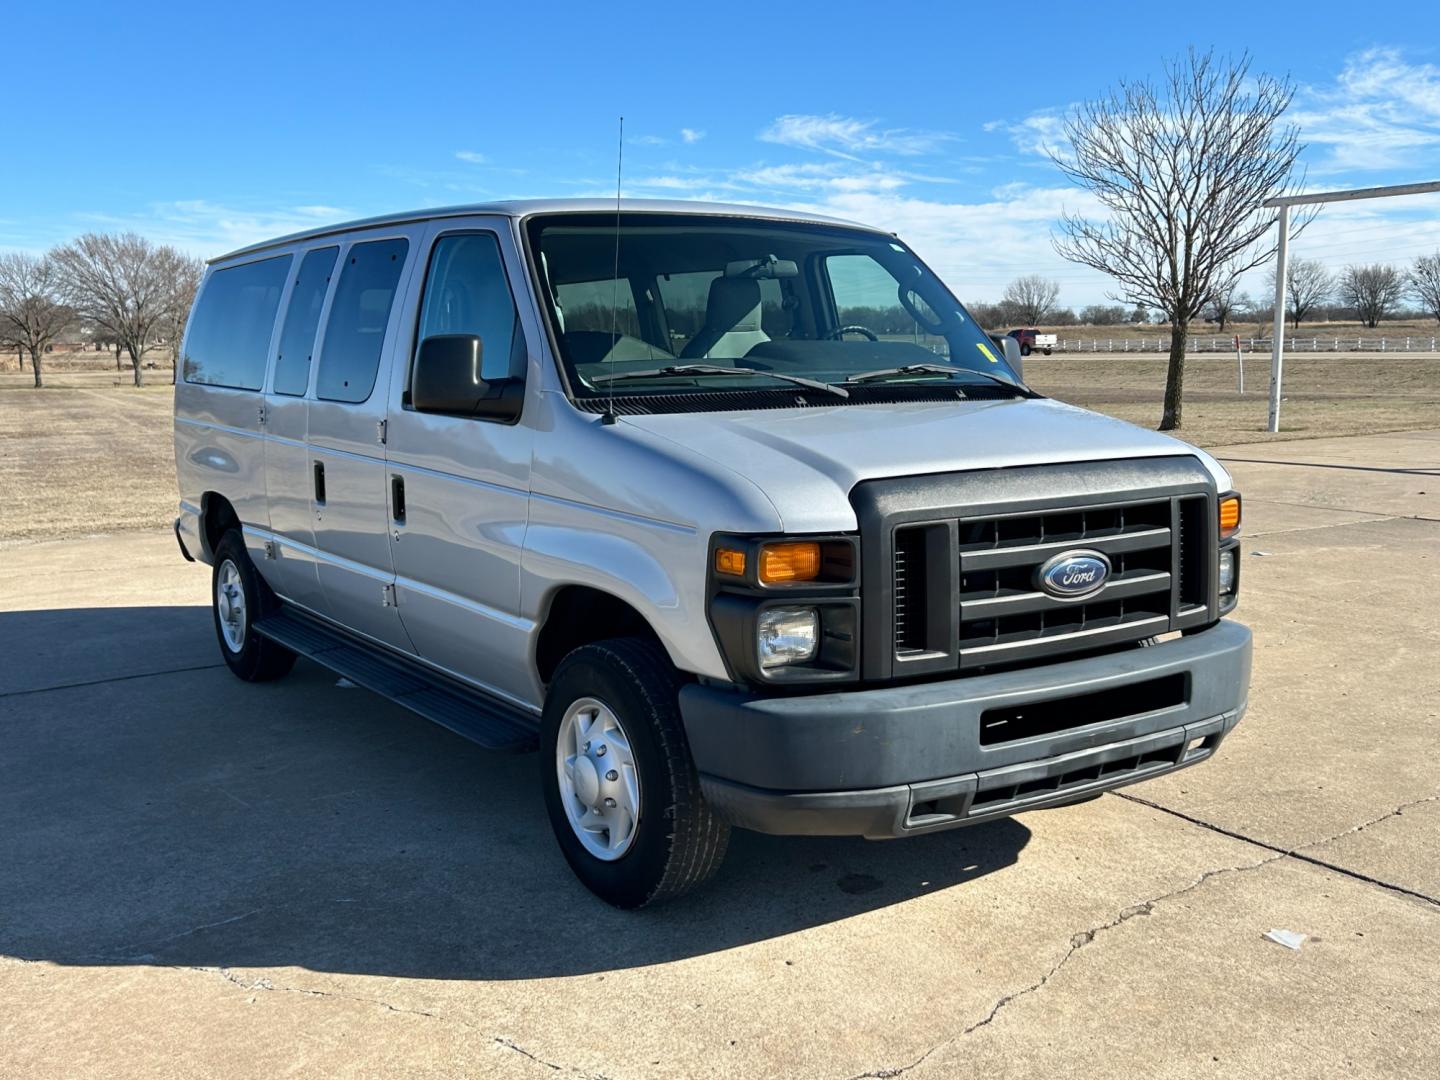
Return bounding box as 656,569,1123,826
2,351,1437,544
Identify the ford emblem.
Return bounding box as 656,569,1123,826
1036,550,1111,599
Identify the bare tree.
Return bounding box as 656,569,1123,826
53,232,177,387
0,252,72,388
157,250,207,383
1267,257,1334,329
1206,275,1240,331
1051,50,1307,430
1000,275,1061,325
1079,303,1127,325
1410,253,1440,324
1340,264,1404,329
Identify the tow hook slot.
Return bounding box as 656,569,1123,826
905,776,978,830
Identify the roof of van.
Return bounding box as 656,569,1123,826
211,199,881,264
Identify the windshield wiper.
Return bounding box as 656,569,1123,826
843,363,1033,395
591,363,849,399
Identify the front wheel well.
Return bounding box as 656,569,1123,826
535,586,662,685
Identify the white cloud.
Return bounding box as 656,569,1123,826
680,127,705,144
630,134,667,146
760,114,952,159
1293,47,1440,173
984,107,1072,158
454,150,488,164
71,200,350,258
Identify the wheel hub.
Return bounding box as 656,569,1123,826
556,697,641,861
216,560,247,653
571,753,601,807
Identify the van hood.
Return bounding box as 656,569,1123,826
621,397,1229,533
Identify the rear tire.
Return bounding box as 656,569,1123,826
541,637,729,908
211,529,296,682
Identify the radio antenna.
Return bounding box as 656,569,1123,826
602,116,624,426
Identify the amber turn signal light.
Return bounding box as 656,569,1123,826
715,548,747,576
759,541,822,584
1219,495,1241,539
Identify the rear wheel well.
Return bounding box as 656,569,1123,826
200,493,240,560
535,587,661,685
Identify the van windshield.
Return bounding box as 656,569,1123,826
527,213,1023,406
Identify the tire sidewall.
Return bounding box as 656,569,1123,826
540,644,681,907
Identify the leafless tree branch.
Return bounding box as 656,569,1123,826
1050,49,1310,429
0,252,73,388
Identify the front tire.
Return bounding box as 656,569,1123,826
541,638,729,908
211,529,296,682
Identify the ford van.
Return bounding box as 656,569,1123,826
174,200,1250,907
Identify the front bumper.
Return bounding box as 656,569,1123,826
679,619,1251,838
175,502,205,564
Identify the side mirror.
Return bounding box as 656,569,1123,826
412,334,521,420
992,333,1023,379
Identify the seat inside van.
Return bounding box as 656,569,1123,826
679,277,769,360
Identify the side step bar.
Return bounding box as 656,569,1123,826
254,609,539,752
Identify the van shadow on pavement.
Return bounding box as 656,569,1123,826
0,605,1030,982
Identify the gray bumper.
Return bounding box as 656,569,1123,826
679,620,1251,838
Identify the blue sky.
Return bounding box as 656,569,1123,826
5,0,1440,307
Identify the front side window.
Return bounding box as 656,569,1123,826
273,246,338,396
183,255,291,390
527,213,1020,410
417,233,524,383
315,238,408,404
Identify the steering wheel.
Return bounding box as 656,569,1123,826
829,325,879,341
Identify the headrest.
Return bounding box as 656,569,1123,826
705,277,763,333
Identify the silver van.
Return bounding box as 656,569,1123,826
174,200,1250,907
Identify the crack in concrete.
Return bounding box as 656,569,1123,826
842,854,1280,1080
0,661,226,699
203,967,610,1078
81,908,266,962
1117,791,1440,910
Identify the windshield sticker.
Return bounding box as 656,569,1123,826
976,341,999,364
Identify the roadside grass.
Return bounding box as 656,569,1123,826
1,355,1436,543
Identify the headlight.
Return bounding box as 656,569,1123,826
1218,550,1236,594
757,607,819,670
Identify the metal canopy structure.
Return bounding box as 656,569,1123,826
1264,180,1440,432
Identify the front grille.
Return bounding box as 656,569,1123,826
855,458,1218,682
951,498,1183,666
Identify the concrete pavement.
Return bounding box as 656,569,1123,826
1,430,1437,1079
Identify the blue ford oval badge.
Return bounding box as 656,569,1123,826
1037,550,1111,599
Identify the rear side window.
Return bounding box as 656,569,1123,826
183,255,291,389
273,246,338,396
417,233,524,382
315,238,409,403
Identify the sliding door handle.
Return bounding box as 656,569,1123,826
391,475,406,524
313,461,326,505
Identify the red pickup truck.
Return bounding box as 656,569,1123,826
1007,328,1056,357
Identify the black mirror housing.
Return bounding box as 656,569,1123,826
412,334,522,421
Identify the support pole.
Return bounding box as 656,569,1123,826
1267,204,1289,433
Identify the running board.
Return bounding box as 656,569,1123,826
254,610,539,752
